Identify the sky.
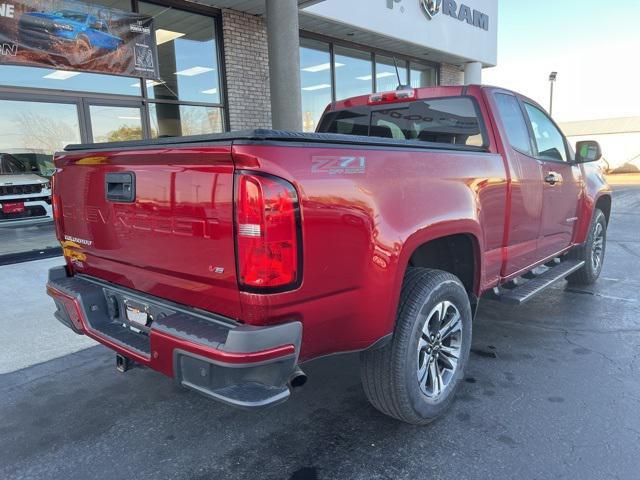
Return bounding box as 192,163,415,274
483,0,640,122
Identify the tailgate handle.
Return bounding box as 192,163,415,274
105,172,136,203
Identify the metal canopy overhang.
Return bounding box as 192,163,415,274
298,12,475,68
197,0,325,16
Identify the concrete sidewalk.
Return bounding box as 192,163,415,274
0,257,95,374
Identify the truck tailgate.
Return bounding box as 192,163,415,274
54,145,241,320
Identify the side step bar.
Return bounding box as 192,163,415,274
498,260,585,306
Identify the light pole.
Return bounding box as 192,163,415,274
549,71,558,116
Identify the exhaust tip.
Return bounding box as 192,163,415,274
288,366,307,389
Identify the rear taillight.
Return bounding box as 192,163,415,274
50,173,64,241
235,172,302,291
52,193,61,220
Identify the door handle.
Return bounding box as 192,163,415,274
544,172,561,185
105,172,136,203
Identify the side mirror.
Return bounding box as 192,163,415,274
575,140,602,163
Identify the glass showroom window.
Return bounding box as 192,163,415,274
148,104,224,138
89,105,144,143
138,2,225,136
0,65,142,96
0,99,81,175
410,63,438,88
334,46,373,101
300,38,332,132
376,55,409,92
0,98,82,258
299,36,441,131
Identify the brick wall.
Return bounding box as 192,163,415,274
221,9,272,130
220,10,466,129
440,63,464,86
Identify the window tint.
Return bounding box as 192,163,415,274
371,98,485,146
524,103,567,162
494,93,533,155
318,98,486,147
319,108,370,136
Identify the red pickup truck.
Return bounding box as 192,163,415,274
47,85,611,424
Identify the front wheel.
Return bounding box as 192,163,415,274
360,268,472,425
567,209,607,285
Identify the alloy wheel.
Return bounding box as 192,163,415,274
591,222,605,272
416,300,463,398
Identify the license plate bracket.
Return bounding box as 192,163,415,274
124,300,150,331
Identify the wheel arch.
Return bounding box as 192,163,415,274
595,194,612,225
76,33,91,45
389,224,483,327
575,191,613,244
407,234,480,296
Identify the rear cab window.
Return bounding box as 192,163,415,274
318,96,488,148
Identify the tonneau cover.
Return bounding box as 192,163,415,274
63,129,487,153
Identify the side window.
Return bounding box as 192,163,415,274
494,93,533,155
524,103,568,162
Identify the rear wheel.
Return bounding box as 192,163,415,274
360,268,472,425
567,209,607,285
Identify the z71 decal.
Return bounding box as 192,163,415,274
312,156,366,175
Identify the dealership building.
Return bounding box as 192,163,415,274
0,0,497,258
0,0,498,153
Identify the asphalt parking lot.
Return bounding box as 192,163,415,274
1,184,639,480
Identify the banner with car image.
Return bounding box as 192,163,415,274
0,0,159,79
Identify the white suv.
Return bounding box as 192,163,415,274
0,153,53,227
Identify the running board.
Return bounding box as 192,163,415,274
498,260,585,305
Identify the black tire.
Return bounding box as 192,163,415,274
567,209,607,285
360,268,472,425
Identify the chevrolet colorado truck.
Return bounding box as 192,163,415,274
46,85,611,424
